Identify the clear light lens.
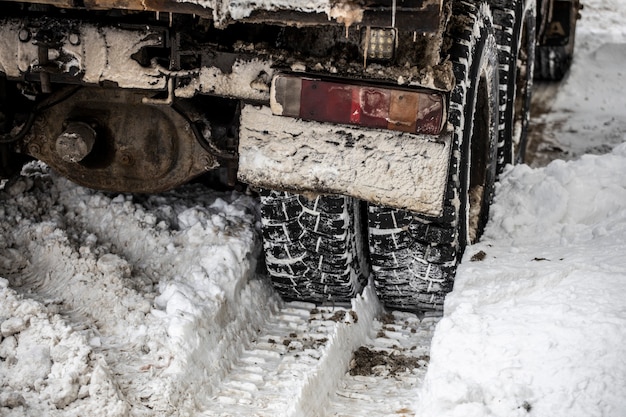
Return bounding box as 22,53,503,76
363,27,396,60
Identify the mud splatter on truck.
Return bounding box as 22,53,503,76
0,0,580,311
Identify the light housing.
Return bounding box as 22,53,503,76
270,74,446,135
363,27,397,60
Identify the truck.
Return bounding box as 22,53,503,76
0,0,580,311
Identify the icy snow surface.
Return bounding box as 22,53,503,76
0,0,626,416
0,177,279,416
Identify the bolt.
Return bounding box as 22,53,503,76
55,122,96,163
28,144,41,155
120,153,134,166
202,155,214,170
18,29,31,43
68,33,80,46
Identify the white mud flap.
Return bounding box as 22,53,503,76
238,105,452,216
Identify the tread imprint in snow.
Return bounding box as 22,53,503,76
328,311,439,416
208,302,325,412
203,290,381,416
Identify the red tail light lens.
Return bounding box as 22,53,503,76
270,74,445,135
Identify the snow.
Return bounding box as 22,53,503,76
416,1,626,415
1,0,626,415
175,58,273,101
416,145,626,417
0,176,280,415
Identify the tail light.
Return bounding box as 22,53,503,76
270,74,446,135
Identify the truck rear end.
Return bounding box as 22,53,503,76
0,0,548,311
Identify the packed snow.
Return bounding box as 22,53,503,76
1,0,625,416
0,176,282,415
416,1,626,415
416,144,626,417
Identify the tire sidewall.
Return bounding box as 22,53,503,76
448,2,500,255
496,0,537,168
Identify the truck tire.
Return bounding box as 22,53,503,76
492,0,536,168
368,1,499,311
535,0,578,81
259,190,368,303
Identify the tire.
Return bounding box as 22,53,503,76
259,190,368,303
492,0,536,168
535,0,578,81
368,1,500,312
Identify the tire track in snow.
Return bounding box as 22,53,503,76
200,286,439,417
0,166,439,416
201,284,383,417
0,166,280,415
327,311,438,416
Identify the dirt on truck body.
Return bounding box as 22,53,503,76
0,0,580,311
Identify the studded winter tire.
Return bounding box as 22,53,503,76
368,1,500,312
259,190,368,303
492,0,536,168
535,0,579,81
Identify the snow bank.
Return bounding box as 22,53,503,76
416,1,626,414
416,143,626,417
0,166,280,416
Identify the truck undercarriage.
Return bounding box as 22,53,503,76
0,0,580,311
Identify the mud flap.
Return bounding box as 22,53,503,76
237,105,452,217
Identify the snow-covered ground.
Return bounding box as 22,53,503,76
417,1,626,416
416,147,626,417
527,0,626,166
1,0,625,416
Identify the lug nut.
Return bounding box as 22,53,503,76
120,153,133,165
28,144,41,155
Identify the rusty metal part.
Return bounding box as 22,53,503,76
0,0,443,31
1,0,213,17
55,121,96,162
0,18,167,91
22,87,219,193
36,45,52,93
240,3,441,32
1,13,454,99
